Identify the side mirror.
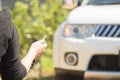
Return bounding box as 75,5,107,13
62,0,81,10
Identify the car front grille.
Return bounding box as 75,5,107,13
94,25,120,37
88,55,120,71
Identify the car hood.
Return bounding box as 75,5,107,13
67,5,120,24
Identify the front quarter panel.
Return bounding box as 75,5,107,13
53,21,67,68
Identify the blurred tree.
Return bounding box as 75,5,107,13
12,0,69,72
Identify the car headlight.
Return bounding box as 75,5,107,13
63,24,96,39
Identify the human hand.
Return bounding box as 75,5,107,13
29,39,47,58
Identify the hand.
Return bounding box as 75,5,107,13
29,39,47,58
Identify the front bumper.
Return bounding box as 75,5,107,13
85,71,120,80
55,68,120,80
55,37,120,71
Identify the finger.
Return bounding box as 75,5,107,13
41,43,47,48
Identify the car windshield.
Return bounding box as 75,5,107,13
88,0,120,5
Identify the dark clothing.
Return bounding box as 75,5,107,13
0,10,27,80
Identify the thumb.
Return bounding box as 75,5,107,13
42,43,47,48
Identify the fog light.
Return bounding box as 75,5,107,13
65,53,78,66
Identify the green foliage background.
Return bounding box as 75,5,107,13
11,0,68,72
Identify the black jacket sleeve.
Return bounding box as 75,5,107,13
0,10,27,80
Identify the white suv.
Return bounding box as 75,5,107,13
53,0,120,80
